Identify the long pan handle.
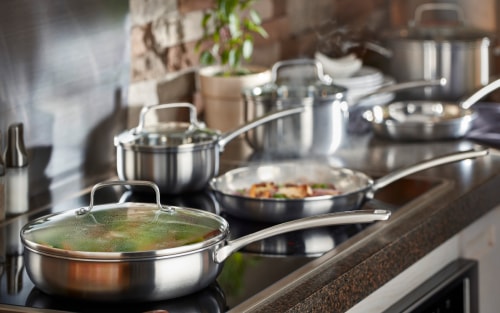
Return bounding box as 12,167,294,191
372,148,489,191
214,209,391,263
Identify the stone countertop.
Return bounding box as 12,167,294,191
219,134,500,313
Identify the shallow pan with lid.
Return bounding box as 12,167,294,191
114,102,303,194
210,148,487,223
20,180,391,302
363,78,500,141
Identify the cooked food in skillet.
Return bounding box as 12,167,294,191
238,181,341,199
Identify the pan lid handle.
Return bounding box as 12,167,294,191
410,3,465,28
135,103,203,135
271,58,333,85
77,180,172,216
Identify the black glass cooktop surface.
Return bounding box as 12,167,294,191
0,176,444,313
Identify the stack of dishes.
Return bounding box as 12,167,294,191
314,52,395,108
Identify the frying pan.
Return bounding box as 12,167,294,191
362,78,500,140
20,180,391,302
210,148,488,223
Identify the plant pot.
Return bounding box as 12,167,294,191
198,65,271,132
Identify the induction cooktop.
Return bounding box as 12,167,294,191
0,176,447,313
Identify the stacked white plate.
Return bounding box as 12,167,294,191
332,66,395,108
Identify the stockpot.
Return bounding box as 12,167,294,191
114,103,303,194
363,77,500,141
20,180,391,302
378,3,499,101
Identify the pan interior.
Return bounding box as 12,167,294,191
212,162,372,199
371,101,473,125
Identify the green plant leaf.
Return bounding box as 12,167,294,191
242,38,253,59
249,9,261,25
197,0,267,74
200,51,215,65
228,13,241,38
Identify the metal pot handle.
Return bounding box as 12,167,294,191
76,180,171,215
371,148,489,192
459,78,500,109
135,103,203,134
214,209,391,263
217,106,305,150
351,78,447,106
271,59,333,84
410,3,466,28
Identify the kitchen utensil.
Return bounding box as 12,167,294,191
363,78,500,141
114,103,303,194
210,148,488,223
223,213,367,257
20,180,391,302
378,3,498,101
243,58,349,156
243,58,444,156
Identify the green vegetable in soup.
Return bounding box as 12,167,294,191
30,210,221,252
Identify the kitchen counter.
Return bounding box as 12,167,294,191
1,129,498,313
220,133,500,313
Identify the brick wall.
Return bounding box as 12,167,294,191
127,0,388,118
127,0,500,114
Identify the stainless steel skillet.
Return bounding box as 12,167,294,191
210,148,488,223
363,78,500,141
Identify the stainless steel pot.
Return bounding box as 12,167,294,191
243,59,444,156
114,103,303,194
20,180,391,302
243,59,349,156
380,3,498,101
210,148,488,223
363,78,500,141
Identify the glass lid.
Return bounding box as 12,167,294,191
243,59,347,101
21,181,228,257
115,103,220,148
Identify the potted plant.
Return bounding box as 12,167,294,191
195,0,271,132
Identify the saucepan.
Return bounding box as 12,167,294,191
210,148,488,223
114,103,303,194
20,180,391,302
243,58,446,156
363,78,500,141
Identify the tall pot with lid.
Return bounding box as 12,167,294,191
244,59,349,157
381,3,497,101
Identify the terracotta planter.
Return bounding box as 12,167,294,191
199,65,271,132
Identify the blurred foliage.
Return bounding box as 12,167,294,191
195,0,268,76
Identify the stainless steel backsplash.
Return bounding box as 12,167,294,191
0,0,129,197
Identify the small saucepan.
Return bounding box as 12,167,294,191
210,148,488,223
114,103,303,194
20,180,391,302
362,78,500,141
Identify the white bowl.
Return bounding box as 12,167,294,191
315,52,362,79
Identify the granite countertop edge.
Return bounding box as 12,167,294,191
243,146,500,313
